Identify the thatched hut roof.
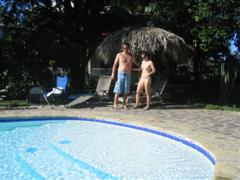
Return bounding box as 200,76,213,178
92,27,194,65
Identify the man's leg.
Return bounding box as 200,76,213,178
113,72,122,109
123,94,128,108
123,73,131,109
114,93,119,109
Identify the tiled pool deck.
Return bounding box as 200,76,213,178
1,105,239,179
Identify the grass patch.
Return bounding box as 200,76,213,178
0,100,29,108
205,104,240,111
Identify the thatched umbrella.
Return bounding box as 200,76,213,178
92,27,195,67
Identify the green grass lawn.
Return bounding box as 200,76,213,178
0,100,29,108
205,104,240,112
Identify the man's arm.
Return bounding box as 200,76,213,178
111,53,119,80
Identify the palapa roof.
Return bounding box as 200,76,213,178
92,27,195,65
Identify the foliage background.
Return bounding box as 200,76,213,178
0,0,239,105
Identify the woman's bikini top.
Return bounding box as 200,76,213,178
141,61,152,72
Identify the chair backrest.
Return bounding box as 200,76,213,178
56,75,68,91
96,75,112,96
152,78,168,96
29,87,43,94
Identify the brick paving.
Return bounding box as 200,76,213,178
1,105,240,179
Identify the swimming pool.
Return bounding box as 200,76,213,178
0,117,215,179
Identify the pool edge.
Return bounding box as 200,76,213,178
0,116,216,166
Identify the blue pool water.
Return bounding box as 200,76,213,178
0,117,215,179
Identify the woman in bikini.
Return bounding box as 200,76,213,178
133,51,156,110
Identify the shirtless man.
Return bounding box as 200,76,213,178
111,42,139,109
133,51,156,110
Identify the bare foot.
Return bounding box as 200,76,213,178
113,105,118,110
122,105,129,110
143,106,150,110
133,105,139,109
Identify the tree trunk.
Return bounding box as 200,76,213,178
219,62,238,105
69,63,86,94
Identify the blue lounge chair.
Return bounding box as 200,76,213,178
44,74,68,104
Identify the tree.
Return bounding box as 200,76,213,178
1,0,239,103
1,0,130,97
121,0,240,103
189,0,240,104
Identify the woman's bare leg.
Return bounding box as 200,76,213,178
144,79,152,109
134,80,144,108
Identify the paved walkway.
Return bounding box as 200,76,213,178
1,105,240,179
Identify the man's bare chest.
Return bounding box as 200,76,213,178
119,55,132,64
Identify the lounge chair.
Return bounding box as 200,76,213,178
45,74,68,104
29,86,50,105
66,75,112,108
126,77,168,105
29,69,68,105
